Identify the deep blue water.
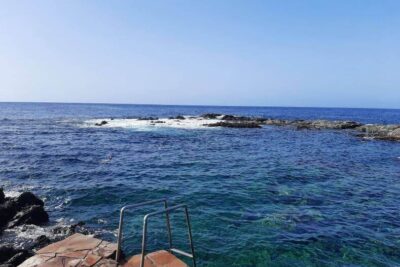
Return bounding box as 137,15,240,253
1,102,400,266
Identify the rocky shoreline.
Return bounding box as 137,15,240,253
0,188,89,267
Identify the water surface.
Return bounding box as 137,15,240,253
1,103,400,266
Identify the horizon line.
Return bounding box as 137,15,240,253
0,100,399,111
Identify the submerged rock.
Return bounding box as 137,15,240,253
94,120,108,126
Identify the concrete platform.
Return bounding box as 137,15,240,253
18,233,187,267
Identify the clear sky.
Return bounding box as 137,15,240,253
0,1,399,108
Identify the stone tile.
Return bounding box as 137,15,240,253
81,253,102,267
18,255,47,267
36,256,81,267
37,234,102,254
146,250,188,267
123,251,187,267
58,250,90,259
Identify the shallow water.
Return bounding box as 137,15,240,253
1,103,400,266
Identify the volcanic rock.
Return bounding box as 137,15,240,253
7,205,49,228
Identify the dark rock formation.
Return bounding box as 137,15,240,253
198,113,400,141
0,201,17,229
0,246,32,267
0,188,5,204
15,192,44,209
95,120,108,126
7,205,49,228
33,235,52,250
175,115,185,120
201,113,221,119
207,121,262,128
0,191,49,231
356,125,400,141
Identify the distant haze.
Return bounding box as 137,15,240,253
0,1,399,108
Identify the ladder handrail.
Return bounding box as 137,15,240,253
140,204,196,267
116,198,172,262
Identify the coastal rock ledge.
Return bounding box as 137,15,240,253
199,114,400,141
0,188,49,266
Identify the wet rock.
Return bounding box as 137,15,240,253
33,235,52,250
201,113,221,119
6,250,32,266
15,192,44,209
0,246,32,267
0,188,5,204
0,201,17,229
175,115,185,120
94,120,108,126
221,115,254,121
264,119,290,126
52,221,90,236
7,205,49,228
356,125,400,141
207,121,262,128
153,120,165,123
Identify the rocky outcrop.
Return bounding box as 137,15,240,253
0,246,33,267
175,115,185,120
0,188,5,204
356,125,400,141
0,189,48,232
199,114,400,141
7,205,49,228
95,120,108,126
201,113,221,119
207,121,262,128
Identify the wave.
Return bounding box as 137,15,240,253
83,116,223,130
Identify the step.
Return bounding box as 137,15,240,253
123,250,188,267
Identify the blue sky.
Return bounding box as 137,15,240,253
0,1,399,108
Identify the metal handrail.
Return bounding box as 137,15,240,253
140,204,196,267
116,199,172,262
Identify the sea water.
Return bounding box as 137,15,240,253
1,102,400,266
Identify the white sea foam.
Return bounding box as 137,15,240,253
83,116,222,130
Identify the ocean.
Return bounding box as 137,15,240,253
1,102,400,266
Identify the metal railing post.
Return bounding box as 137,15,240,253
184,206,197,267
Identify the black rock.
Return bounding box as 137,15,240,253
201,113,221,119
0,188,5,204
95,120,108,126
0,246,31,266
6,251,32,266
175,115,185,120
7,205,49,228
0,201,17,229
33,235,51,250
15,192,44,209
0,246,16,263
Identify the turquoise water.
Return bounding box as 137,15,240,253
1,103,400,266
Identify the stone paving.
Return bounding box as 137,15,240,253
18,233,188,267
